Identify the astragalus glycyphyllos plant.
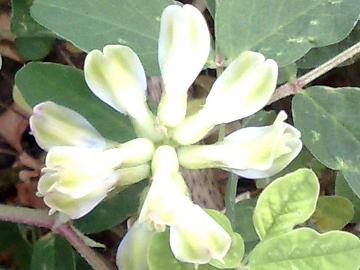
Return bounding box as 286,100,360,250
28,3,303,269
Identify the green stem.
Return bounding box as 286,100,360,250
224,173,238,224
267,40,360,104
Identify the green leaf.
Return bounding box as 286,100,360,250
30,234,75,270
205,0,216,18
0,221,21,252
11,0,54,37
312,195,354,232
15,36,54,60
30,0,173,75
0,222,32,269
253,169,319,240
216,0,360,66
11,0,55,60
297,24,360,68
233,199,259,251
15,62,135,143
342,170,360,198
73,180,147,233
335,171,360,223
148,230,218,270
277,63,297,84
248,228,360,270
293,86,360,171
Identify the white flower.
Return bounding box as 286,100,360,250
138,145,231,264
84,45,163,142
177,111,302,178
170,205,231,265
172,51,278,145
30,101,107,151
157,4,210,127
37,146,124,219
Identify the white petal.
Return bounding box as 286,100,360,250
169,205,231,264
43,187,109,219
84,45,148,120
30,101,106,151
178,112,302,179
157,4,210,126
202,51,278,124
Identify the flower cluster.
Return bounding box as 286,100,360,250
30,4,302,268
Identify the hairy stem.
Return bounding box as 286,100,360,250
0,204,113,270
56,223,116,270
268,40,360,104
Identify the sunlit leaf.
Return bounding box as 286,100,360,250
248,228,360,270
253,169,319,240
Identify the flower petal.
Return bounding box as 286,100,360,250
177,111,302,178
169,205,231,265
43,187,109,219
84,45,149,120
157,4,210,126
139,146,192,230
42,146,123,198
202,51,278,124
30,101,106,151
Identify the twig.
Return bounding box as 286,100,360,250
268,40,360,104
56,223,116,270
0,204,113,270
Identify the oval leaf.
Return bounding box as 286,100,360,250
293,86,360,171
216,0,360,66
30,0,173,75
248,228,360,270
253,169,319,240
312,195,354,232
15,62,135,143
30,234,75,270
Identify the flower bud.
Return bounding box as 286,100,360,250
157,4,210,127
30,101,106,151
177,111,302,178
170,205,232,265
37,146,125,219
